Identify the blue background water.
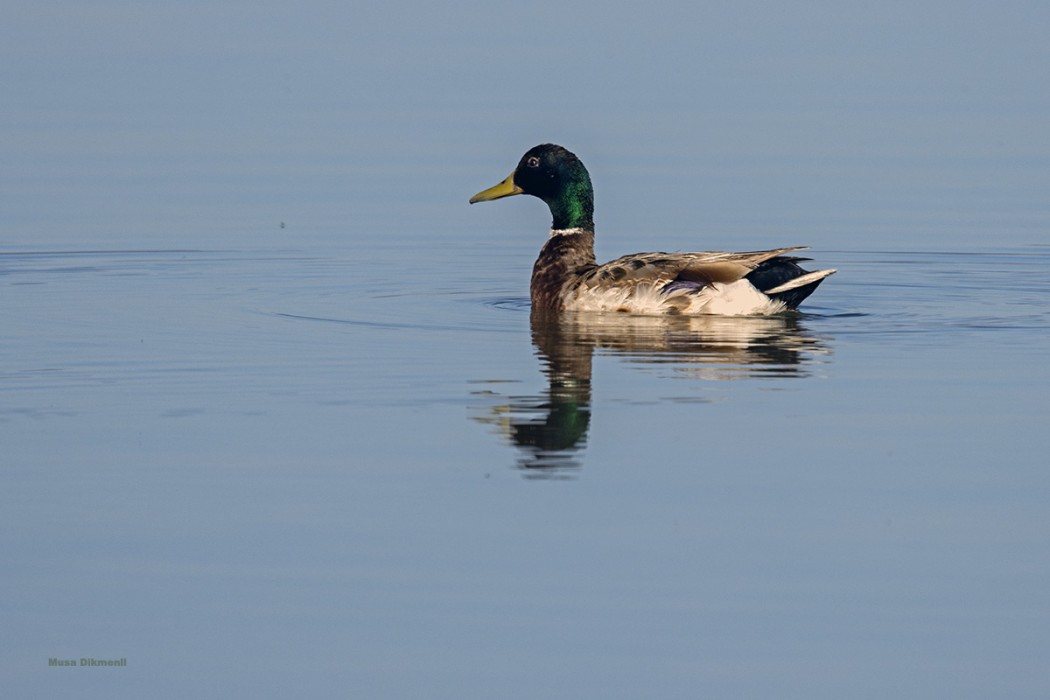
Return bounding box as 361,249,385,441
3,2,1049,698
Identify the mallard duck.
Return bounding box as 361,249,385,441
470,144,835,315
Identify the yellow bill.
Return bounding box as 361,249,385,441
469,173,523,203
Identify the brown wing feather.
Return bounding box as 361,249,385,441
577,247,808,291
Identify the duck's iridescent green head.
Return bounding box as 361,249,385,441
470,144,595,231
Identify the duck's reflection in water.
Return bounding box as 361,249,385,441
473,310,832,477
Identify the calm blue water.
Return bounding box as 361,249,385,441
3,2,1050,698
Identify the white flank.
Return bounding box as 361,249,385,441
564,279,788,316
697,280,787,316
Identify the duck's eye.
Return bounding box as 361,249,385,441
526,156,541,168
